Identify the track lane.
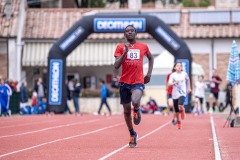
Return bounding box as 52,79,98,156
0,115,121,155
1,114,237,160
102,114,214,160
213,114,240,160
0,115,171,160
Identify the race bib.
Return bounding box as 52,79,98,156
127,49,140,60
210,82,215,88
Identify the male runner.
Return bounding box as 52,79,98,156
114,25,154,147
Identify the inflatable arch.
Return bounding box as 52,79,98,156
47,12,192,113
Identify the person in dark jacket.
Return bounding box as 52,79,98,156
64,80,72,114
219,81,234,113
73,79,81,116
20,82,29,108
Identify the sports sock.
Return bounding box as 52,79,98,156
129,128,136,136
134,108,139,112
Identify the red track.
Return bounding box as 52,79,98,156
0,114,239,160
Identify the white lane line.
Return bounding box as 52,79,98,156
0,120,60,129
0,122,124,158
98,121,171,160
210,116,222,160
0,119,99,139
0,116,57,124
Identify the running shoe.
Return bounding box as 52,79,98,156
133,109,141,125
129,133,138,148
171,119,176,125
179,106,185,120
177,121,181,129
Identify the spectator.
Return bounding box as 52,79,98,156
97,80,111,116
73,79,81,116
34,78,46,105
20,82,29,108
209,69,222,113
0,78,12,116
64,80,72,114
68,78,74,100
141,97,158,114
31,91,37,106
219,81,234,113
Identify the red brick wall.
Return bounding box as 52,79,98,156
192,53,210,80
217,53,229,90
189,53,229,91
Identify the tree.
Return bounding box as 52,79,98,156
77,0,105,8
90,0,105,8
199,0,210,7
182,0,196,7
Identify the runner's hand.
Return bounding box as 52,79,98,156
124,43,130,53
187,89,191,94
144,75,151,84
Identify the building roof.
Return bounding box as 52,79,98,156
0,0,19,37
23,8,240,40
1,6,240,39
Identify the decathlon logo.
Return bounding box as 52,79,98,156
49,60,62,105
60,26,84,51
94,18,146,32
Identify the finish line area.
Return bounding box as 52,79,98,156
0,114,239,160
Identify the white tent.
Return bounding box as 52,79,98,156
144,50,205,76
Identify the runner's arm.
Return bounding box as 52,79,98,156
186,76,192,93
168,81,178,87
144,52,154,84
114,44,128,69
168,74,178,87
165,75,169,91
215,77,222,84
146,52,154,77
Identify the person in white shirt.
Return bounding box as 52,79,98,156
168,62,191,129
193,75,207,115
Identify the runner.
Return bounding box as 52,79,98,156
166,66,176,125
114,25,154,147
193,75,207,116
168,62,191,129
209,69,222,113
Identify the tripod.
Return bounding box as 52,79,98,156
223,85,237,128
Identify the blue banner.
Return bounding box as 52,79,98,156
176,59,189,105
94,18,146,32
49,59,62,105
155,26,180,51
59,26,84,51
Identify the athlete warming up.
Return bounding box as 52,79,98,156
114,25,154,147
168,62,191,129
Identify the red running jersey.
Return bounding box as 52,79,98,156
114,41,150,84
166,73,173,94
